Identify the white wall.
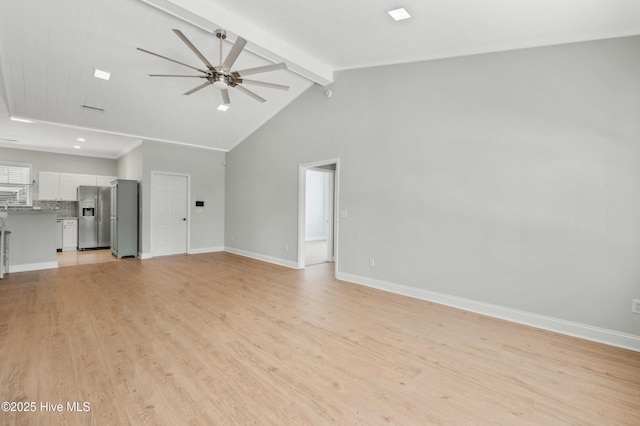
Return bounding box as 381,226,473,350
117,144,143,181
225,36,640,344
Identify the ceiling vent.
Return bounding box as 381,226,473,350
81,104,105,112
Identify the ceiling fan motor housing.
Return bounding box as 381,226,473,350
210,71,235,88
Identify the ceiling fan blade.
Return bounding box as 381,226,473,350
221,36,247,70
238,79,289,91
234,62,287,77
221,89,231,105
234,84,266,103
149,74,207,78
183,81,212,96
172,29,215,70
137,47,207,73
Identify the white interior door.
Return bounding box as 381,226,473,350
151,173,188,256
326,170,335,262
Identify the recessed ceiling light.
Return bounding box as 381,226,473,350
9,117,33,123
77,138,86,142
94,69,111,80
217,104,229,112
73,145,82,149
387,7,411,21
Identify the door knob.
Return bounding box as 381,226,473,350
182,218,186,221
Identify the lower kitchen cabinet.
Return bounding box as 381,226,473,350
62,219,77,251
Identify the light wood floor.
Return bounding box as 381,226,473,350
57,249,118,268
0,252,638,425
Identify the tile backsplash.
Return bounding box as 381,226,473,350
33,200,78,217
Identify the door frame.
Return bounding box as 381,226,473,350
297,158,340,270
150,170,191,257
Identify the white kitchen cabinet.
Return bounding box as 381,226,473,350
39,172,113,200
39,172,77,200
62,219,77,251
39,172,61,200
59,174,78,200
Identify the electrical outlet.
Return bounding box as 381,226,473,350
632,299,640,314
284,244,289,252
369,258,375,267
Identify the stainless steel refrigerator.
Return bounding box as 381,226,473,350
78,186,111,250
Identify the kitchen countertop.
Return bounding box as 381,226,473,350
5,209,57,213
5,208,77,219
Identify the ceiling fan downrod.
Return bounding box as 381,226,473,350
215,29,226,67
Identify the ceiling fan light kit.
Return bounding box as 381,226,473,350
137,28,289,108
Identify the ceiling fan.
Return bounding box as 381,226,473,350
137,29,289,106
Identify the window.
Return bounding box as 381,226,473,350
0,162,33,206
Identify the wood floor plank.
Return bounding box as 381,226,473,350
0,252,639,425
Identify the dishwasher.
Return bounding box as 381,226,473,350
56,219,63,252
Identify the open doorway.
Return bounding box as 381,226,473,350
305,167,334,266
298,159,339,269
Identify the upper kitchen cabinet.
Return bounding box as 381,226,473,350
59,173,78,200
39,172,79,200
38,172,114,201
38,172,62,200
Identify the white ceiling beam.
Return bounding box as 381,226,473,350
140,0,333,86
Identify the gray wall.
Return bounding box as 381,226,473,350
136,141,225,256
117,145,143,181
0,147,117,199
4,211,57,268
225,36,640,336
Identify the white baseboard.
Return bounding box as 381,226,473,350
10,261,59,273
224,247,300,269
141,247,224,258
188,246,224,254
336,271,640,352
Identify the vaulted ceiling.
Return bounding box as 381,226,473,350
1,0,639,158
